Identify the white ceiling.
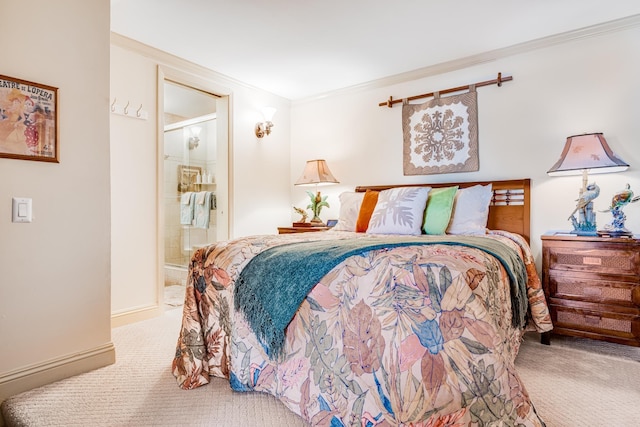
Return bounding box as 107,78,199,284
111,0,640,100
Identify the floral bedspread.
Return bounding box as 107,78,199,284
172,230,552,426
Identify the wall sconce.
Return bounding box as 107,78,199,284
188,126,201,150
255,107,276,138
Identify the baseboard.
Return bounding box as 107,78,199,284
111,304,162,328
0,342,115,405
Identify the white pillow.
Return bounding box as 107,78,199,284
446,184,493,235
366,187,430,235
333,192,365,231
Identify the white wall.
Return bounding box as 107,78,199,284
291,22,640,266
0,0,113,402
110,43,159,318
110,35,292,321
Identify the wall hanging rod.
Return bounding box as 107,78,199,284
378,72,513,108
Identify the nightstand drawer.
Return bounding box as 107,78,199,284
549,273,640,307
550,304,640,344
547,245,640,276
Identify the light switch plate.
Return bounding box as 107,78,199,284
12,197,32,223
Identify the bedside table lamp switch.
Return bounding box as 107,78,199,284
12,197,33,223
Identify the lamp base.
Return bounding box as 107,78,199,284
309,217,326,227
569,202,597,236
569,217,597,236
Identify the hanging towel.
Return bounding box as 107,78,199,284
210,193,217,210
180,192,192,205
180,192,195,225
195,191,207,205
194,191,212,229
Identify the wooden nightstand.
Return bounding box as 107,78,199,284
277,226,330,234
541,232,640,347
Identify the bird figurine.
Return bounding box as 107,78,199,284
293,206,309,223
568,182,600,220
598,184,639,237
600,183,637,212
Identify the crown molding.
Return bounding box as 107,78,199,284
110,32,290,103
293,13,640,105
110,32,236,88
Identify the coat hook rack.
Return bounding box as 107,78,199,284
110,97,148,120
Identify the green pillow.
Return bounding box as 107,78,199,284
423,186,459,235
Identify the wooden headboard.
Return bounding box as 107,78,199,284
355,179,531,243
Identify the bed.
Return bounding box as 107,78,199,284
172,178,552,426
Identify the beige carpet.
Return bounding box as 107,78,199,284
164,284,187,308
2,299,640,426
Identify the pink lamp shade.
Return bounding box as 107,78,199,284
547,133,628,176
547,132,629,236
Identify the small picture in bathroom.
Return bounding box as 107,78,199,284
178,165,202,193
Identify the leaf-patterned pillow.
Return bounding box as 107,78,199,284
366,187,431,235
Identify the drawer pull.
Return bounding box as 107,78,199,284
584,315,601,325
582,256,602,266
583,287,602,297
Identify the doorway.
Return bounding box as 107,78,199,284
158,68,231,305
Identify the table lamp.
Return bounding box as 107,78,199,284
295,159,339,226
547,132,629,235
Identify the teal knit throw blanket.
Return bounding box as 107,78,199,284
234,235,528,359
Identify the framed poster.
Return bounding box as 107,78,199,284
0,75,59,162
178,165,202,193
